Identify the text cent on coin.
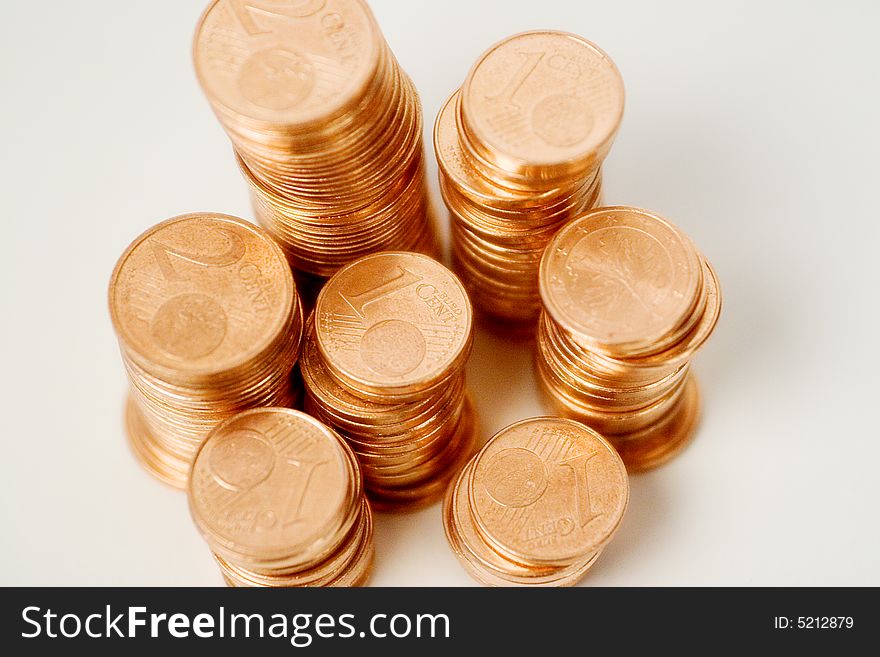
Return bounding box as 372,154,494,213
314,252,472,396
110,213,294,377
461,30,624,181
469,417,628,567
194,0,380,127
189,408,358,567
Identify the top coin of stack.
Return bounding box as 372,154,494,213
302,252,477,509
536,206,721,471
193,0,436,277
435,30,624,327
188,408,373,587
109,213,303,487
444,417,628,586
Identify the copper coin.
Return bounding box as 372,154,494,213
540,206,702,356
435,91,565,208
435,32,620,326
109,212,294,378
445,462,600,587
194,1,436,279
314,252,472,397
609,374,702,472
460,30,624,185
214,499,373,587
468,416,628,567
188,407,358,569
194,0,380,128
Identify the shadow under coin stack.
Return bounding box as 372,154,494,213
435,31,624,329
536,206,721,472
301,252,477,510
109,213,303,488
445,417,628,587
193,0,436,281
188,408,373,587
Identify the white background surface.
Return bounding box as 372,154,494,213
1,0,878,586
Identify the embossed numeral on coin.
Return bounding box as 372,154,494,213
560,452,600,527
151,228,245,282
228,0,327,36
488,51,545,108
339,266,422,318
280,457,328,527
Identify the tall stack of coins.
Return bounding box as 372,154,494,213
536,206,721,472
435,31,624,327
188,408,373,587
109,213,303,488
445,417,628,587
193,0,435,278
301,252,477,509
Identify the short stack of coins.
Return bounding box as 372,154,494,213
435,30,624,327
536,206,722,472
445,417,628,587
301,251,477,510
109,213,303,488
188,408,373,587
193,0,436,278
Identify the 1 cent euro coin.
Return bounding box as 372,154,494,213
468,416,628,568
188,408,360,570
460,30,624,186
314,252,473,399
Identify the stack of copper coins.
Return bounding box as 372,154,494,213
445,417,628,587
188,408,373,587
193,0,435,278
300,252,477,510
536,206,722,472
108,213,303,488
435,30,624,328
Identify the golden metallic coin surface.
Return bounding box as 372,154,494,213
608,259,722,371
435,92,563,208
189,407,354,565
196,0,437,279
314,252,472,395
436,32,621,326
446,462,598,587
611,374,702,472
125,396,190,488
540,207,701,354
469,416,628,567
109,213,293,377
194,0,380,126
460,31,624,178
214,499,373,587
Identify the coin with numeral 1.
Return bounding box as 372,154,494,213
468,417,628,568
445,462,601,587
193,1,437,278
460,30,624,188
314,251,473,400
188,407,369,581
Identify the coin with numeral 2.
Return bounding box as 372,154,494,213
109,212,294,377
194,0,380,126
